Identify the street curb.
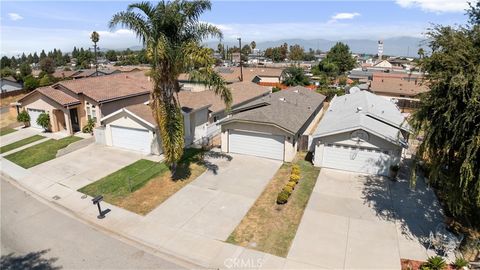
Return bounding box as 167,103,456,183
1,172,207,270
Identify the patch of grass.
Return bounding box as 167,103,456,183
0,135,44,153
226,152,320,257
0,127,17,136
5,136,82,168
78,148,207,215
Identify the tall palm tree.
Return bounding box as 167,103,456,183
110,0,232,169
90,31,100,74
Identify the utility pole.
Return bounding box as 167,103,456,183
238,37,243,82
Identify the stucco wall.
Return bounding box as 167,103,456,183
103,110,162,155
221,121,296,162
21,92,72,133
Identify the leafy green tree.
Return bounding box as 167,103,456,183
39,74,53,86
105,50,118,61
1,67,15,77
36,112,50,131
39,57,55,74
40,50,47,60
110,0,232,168
282,66,309,86
413,2,480,226
417,48,425,59
288,44,305,62
33,52,40,64
318,60,339,77
19,63,32,78
1,56,11,69
324,42,356,74
250,41,256,50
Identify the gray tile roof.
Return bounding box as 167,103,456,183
224,86,326,135
313,90,410,146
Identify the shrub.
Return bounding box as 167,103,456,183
286,180,296,189
276,190,289,204
283,185,293,194
421,256,447,270
453,257,469,269
36,112,50,131
82,118,96,134
290,174,300,183
292,164,300,174
17,110,30,126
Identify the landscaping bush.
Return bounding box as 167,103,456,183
286,180,296,189
453,257,469,269
82,118,95,134
292,164,300,174
276,190,290,204
421,256,447,270
17,110,30,127
290,174,300,183
283,185,293,194
37,112,50,131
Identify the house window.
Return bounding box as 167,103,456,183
213,116,218,122
87,107,91,120
91,106,97,122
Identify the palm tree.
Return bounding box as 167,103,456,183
90,31,100,74
110,0,232,170
417,47,425,59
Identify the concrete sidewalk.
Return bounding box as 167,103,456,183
0,150,297,269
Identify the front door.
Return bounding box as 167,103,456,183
69,108,80,132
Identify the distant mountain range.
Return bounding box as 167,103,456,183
205,36,429,57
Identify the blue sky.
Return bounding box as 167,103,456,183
0,0,470,56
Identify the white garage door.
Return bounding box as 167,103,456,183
28,109,45,129
111,125,152,153
322,144,392,175
229,130,284,160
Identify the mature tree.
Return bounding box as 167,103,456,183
250,41,256,50
72,47,79,58
417,47,425,59
264,47,283,62
23,75,39,91
282,66,309,86
39,57,55,74
91,31,100,73
39,74,53,86
110,0,231,168
288,44,305,62
106,50,118,61
241,44,252,56
413,2,480,226
324,42,356,74
10,56,18,69
20,53,27,63
1,56,11,69
0,67,15,77
33,52,40,64
40,50,47,60
318,60,340,77
19,63,32,78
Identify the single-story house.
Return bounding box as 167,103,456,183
18,71,151,134
311,90,411,176
220,86,326,161
99,81,271,154
1,76,22,93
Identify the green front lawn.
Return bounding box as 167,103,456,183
0,128,17,136
78,148,207,215
5,136,82,168
0,135,45,154
227,152,320,257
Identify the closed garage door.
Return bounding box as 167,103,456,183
111,125,152,153
229,130,284,160
28,109,45,129
322,144,392,175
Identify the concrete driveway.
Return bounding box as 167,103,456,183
17,144,145,196
1,127,42,146
287,168,445,270
144,153,282,241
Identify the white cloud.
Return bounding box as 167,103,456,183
331,12,361,20
8,13,23,21
395,0,469,12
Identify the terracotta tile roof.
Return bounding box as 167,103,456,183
52,70,81,78
177,81,271,113
370,73,428,97
58,71,151,103
125,103,156,126
35,86,80,106
179,67,284,83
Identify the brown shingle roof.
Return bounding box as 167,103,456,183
58,71,151,103
52,70,81,78
125,103,156,126
179,67,284,83
177,81,270,113
35,86,80,106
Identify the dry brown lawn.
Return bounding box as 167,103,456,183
111,162,206,215
227,153,320,257
0,93,25,107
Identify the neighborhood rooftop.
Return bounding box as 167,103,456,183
313,90,410,146
225,86,326,134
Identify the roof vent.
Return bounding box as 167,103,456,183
279,97,286,102
356,107,363,113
